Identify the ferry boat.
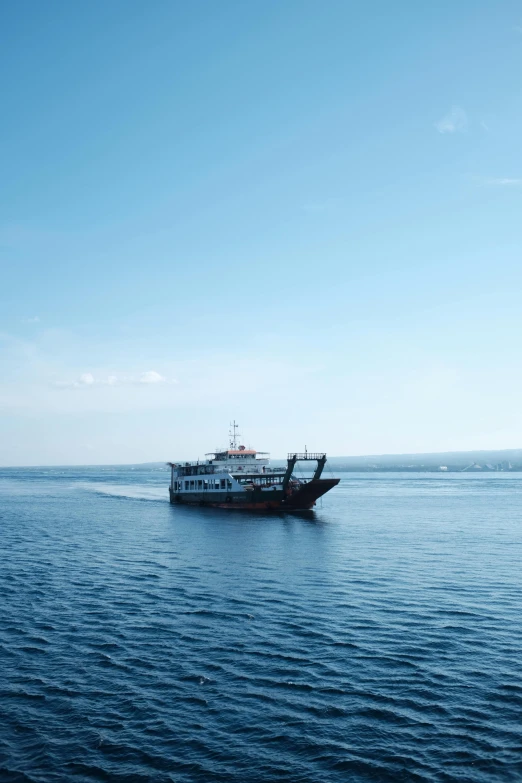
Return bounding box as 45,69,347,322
168,423,339,510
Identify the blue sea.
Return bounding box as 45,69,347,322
1,466,521,782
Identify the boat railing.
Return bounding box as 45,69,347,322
287,452,326,461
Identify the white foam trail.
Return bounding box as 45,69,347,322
77,482,167,502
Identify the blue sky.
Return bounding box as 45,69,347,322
1,1,522,465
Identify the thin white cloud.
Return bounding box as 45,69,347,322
54,370,174,389
54,376,93,389
22,316,40,324
139,370,165,384
481,177,522,186
435,106,468,134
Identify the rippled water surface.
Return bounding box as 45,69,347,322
1,467,521,782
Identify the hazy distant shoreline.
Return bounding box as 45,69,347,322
324,448,522,472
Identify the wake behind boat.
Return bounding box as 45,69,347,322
168,423,339,510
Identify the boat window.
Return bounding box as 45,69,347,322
220,479,226,489
190,480,195,490
197,480,202,489
185,481,189,490
227,480,232,490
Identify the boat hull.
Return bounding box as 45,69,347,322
169,478,339,511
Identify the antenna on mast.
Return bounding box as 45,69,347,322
229,420,240,449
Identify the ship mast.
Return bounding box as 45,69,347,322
229,420,240,449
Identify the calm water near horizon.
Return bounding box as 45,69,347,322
1,467,521,782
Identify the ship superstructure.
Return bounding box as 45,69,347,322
168,422,339,510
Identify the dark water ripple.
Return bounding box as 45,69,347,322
1,468,522,782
